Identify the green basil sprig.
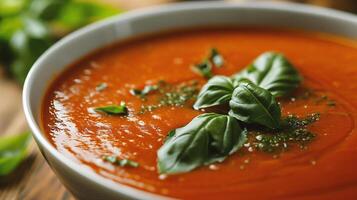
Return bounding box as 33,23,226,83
157,51,301,174
0,132,31,176
193,76,235,110
232,52,302,97
229,81,281,129
157,113,246,174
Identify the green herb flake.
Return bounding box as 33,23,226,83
327,100,336,107
0,132,32,176
192,60,213,79
130,85,158,99
129,89,142,96
96,82,107,92
94,102,128,115
209,48,224,67
314,95,328,104
191,48,226,79
103,156,139,168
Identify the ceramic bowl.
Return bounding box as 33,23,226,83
23,2,357,199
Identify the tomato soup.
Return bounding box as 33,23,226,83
42,28,357,199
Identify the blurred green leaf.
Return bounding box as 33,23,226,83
10,33,52,83
27,0,70,20
9,17,51,83
22,17,50,38
56,1,120,30
0,132,32,176
0,0,28,17
0,16,23,40
0,0,121,84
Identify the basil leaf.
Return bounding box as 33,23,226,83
0,132,31,176
193,76,235,110
103,156,139,168
192,60,213,79
229,81,281,129
94,102,128,115
157,113,247,174
232,52,302,97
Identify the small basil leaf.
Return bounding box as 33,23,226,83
232,52,302,97
157,113,246,174
94,102,128,115
0,132,31,176
229,81,281,129
193,76,235,110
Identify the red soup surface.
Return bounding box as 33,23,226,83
42,28,357,199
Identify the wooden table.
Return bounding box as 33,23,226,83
0,69,76,200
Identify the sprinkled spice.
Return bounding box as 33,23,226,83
245,113,320,153
314,94,336,107
291,87,337,107
139,80,199,113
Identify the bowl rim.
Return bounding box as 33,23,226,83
22,1,357,200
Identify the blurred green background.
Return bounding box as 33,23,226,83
0,0,121,84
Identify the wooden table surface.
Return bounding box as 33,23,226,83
0,69,75,200
0,1,355,200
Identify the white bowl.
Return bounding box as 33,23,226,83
23,2,357,200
